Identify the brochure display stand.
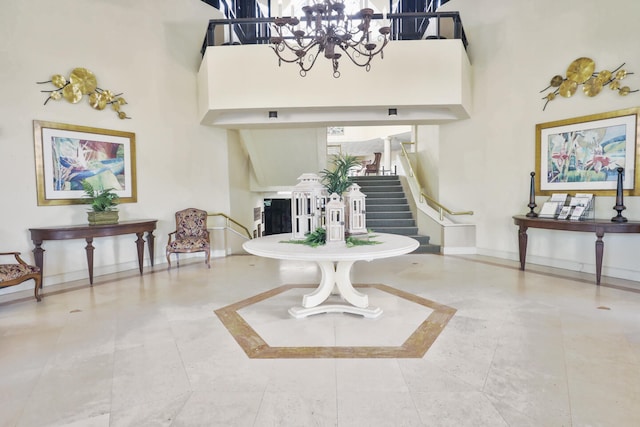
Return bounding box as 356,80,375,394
538,193,594,220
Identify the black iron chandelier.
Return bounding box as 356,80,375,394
270,1,391,78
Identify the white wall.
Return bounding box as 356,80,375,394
438,0,640,279
241,128,327,190
0,0,233,294
415,125,440,200
227,129,263,241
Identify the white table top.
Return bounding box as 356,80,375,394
243,233,419,262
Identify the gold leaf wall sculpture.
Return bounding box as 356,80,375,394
37,67,130,119
541,57,637,110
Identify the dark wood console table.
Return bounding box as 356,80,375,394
29,220,157,285
513,215,640,285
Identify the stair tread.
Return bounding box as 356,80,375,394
367,214,413,218
354,176,440,253
368,220,415,225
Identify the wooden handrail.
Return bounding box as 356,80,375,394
419,191,474,220
400,142,474,221
208,212,252,239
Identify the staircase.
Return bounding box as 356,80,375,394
352,175,440,254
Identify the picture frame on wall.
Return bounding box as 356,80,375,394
33,120,137,206
535,107,640,196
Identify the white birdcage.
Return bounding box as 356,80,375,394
344,183,367,235
291,173,327,240
326,193,345,244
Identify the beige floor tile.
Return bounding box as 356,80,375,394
109,392,190,427
111,340,191,412
254,389,338,427
17,353,113,427
1,253,640,426
412,391,509,427
336,359,408,392
171,391,263,427
336,390,422,426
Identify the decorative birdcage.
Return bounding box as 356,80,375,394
344,183,367,235
325,193,345,244
291,173,328,240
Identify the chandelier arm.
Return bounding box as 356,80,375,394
277,38,317,55
271,38,320,64
345,43,387,58
273,29,311,51
298,45,324,73
342,35,389,57
343,29,373,45
271,43,304,64
337,47,374,68
272,48,307,64
336,37,389,68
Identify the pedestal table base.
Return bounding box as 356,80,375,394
289,304,383,319
291,260,382,318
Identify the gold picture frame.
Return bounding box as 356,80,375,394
535,107,640,196
34,120,137,206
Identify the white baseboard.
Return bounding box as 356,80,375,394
476,248,640,282
441,246,477,255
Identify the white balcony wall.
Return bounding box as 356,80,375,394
198,39,472,127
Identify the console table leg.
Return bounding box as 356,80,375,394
135,232,145,274
85,238,95,285
518,226,529,270
595,230,604,285
147,232,155,267
32,241,45,289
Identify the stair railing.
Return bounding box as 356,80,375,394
201,11,468,55
400,142,473,221
207,212,252,240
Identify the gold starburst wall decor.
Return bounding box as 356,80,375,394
37,68,130,119
541,57,637,111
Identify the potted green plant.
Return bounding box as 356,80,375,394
81,180,120,225
319,153,361,196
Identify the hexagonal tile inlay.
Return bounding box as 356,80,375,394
215,284,456,358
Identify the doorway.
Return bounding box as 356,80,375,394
263,198,292,235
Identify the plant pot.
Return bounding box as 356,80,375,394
88,211,119,225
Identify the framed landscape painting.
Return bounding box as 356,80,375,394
535,108,640,195
33,120,137,206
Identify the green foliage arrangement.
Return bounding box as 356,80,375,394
345,235,381,247
282,228,381,248
283,227,327,247
320,153,361,195
81,180,119,212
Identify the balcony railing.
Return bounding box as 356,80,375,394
200,11,467,56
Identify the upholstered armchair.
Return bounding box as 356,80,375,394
0,252,42,301
365,152,382,175
166,208,211,269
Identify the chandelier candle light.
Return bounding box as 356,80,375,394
270,0,391,78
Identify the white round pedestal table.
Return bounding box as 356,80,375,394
242,233,419,318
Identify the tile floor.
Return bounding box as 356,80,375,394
1,253,640,426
